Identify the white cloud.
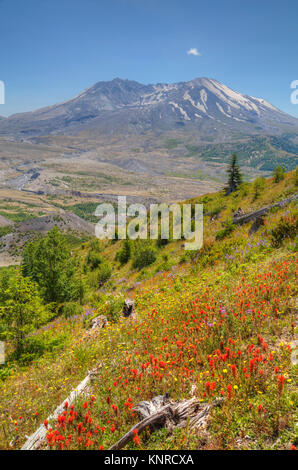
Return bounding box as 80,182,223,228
187,48,201,57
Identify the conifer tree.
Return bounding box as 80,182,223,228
226,154,242,194
118,239,131,264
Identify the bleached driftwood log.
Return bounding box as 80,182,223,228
109,403,173,450
109,394,224,450
21,366,100,450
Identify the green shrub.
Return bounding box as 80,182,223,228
90,239,101,251
253,177,266,200
0,366,13,381
0,272,47,357
87,270,100,289
238,183,250,198
22,227,82,303
87,294,124,323
156,237,169,248
179,253,189,263
116,239,131,264
208,205,223,218
132,242,157,270
155,254,172,272
88,263,112,288
103,295,124,322
273,166,285,183
270,215,298,247
16,332,67,364
86,251,103,270
215,219,235,240
61,301,83,318
0,226,14,238
97,262,112,286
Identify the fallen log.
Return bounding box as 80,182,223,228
109,404,173,450
21,366,101,450
233,194,298,226
109,394,224,450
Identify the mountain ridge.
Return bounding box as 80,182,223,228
1,77,297,140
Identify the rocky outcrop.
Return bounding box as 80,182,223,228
91,315,108,330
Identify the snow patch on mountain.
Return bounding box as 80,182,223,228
206,79,262,115
169,102,191,120
200,89,208,108
183,91,205,114
216,102,231,118
250,97,279,112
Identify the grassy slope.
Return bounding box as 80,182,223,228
0,171,297,450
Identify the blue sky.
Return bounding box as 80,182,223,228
0,0,297,117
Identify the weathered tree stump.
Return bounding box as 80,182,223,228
233,207,244,218
123,299,135,318
109,393,224,450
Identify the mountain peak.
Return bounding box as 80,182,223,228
0,77,297,138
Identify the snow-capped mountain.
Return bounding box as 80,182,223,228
0,77,297,139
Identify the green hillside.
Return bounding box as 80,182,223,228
0,169,297,450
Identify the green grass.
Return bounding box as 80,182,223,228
165,138,182,151
0,210,37,223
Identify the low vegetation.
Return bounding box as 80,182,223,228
0,167,297,450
